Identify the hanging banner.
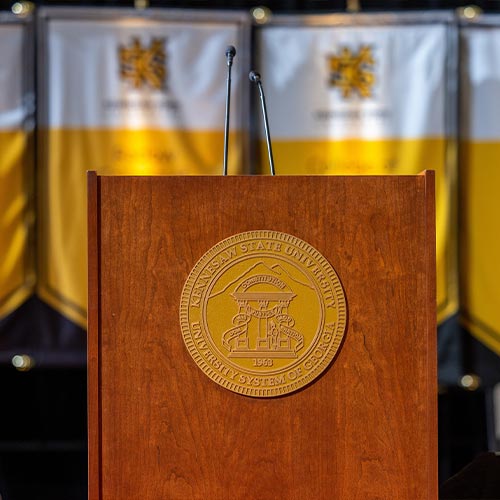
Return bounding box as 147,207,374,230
256,13,458,324
460,17,500,356
37,8,250,327
0,15,34,319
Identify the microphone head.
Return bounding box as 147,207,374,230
249,70,261,83
226,45,236,58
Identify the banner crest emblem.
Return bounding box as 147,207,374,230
118,37,167,90
328,45,375,98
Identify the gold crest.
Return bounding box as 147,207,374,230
180,231,347,398
328,45,375,98
118,37,167,90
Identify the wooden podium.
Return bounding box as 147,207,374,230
88,172,437,500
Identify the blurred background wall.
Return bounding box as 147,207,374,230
1,1,500,498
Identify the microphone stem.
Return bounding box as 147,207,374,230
257,80,275,176
223,63,232,176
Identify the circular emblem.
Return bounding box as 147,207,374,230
179,230,347,398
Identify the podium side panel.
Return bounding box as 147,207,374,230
424,170,438,499
87,171,101,500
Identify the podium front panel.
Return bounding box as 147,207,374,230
88,173,436,500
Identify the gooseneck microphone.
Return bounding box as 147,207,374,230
249,70,275,176
223,45,236,176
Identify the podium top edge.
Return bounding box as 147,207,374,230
87,170,434,179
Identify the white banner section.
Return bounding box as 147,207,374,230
258,19,446,142
46,17,246,133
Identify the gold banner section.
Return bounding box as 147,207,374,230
37,128,242,328
262,137,457,324
0,130,34,318
460,142,500,356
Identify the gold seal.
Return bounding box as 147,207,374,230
179,230,347,398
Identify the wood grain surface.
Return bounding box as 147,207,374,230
88,173,437,500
